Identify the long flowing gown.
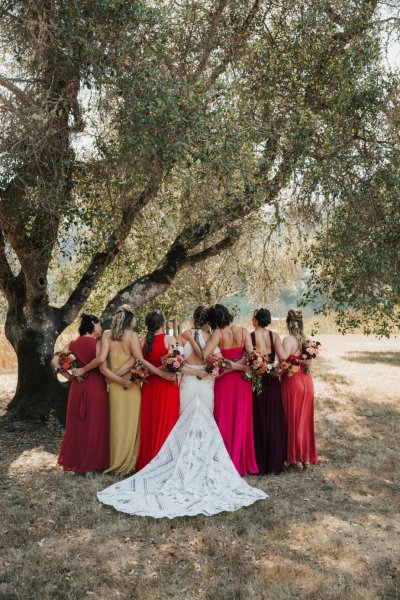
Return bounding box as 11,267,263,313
58,336,109,474
104,352,141,475
134,333,180,471
251,331,287,475
281,356,318,465
97,331,267,518
213,329,259,476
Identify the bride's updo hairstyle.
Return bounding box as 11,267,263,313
286,309,306,347
111,304,136,341
207,304,231,330
79,313,100,335
192,305,209,344
145,310,165,354
253,308,271,328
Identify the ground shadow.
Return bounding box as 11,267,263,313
345,350,400,366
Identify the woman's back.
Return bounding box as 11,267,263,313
70,336,97,366
108,330,134,357
143,333,167,367
219,325,245,349
283,334,305,357
252,329,274,356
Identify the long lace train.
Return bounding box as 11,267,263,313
97,384,267,518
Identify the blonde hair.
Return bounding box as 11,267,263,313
286,309,306,349
111,304,136,341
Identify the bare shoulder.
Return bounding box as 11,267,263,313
165,334,176,346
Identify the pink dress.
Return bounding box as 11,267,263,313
213,329,259,476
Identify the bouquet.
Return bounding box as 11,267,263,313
130,360,150,385
279,355,302,378
56,351,83,382
164,346,184,383
301,341,321,361
245,347,273,393
205,355,224,379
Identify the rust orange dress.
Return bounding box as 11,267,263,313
281,355,318,465
135,334,180,471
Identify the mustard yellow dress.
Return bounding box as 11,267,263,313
104,353,141,475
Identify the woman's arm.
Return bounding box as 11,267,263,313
73,333,111,377
273,333,289,361
181,365,208,378
99,361,132,388
132,333,176,382
282,336,294,357
181,330,204,359
244,329,253,355
203,330,222,359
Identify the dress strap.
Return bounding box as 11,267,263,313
251,331,256,347
269,330,275,361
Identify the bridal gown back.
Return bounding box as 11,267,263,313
97,331,267,518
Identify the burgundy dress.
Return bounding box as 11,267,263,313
251,331,287,475
58,336,109,474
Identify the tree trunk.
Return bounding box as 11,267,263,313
6,317,69,423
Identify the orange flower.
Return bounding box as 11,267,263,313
291,365,300,373
281,362,289,371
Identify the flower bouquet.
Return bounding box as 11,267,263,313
245,347,272,393
130,360,150,385
205,355,225,379
301,340,321,372
56,351,83,382
280,355,303,378
164,346,184,383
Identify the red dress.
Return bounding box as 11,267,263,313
58,336,109,474
281,355,318,465
135,334,180,471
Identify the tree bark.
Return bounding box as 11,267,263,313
6,308,69,423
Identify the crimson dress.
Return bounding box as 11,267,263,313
135,334,180,471
213,329,259,477
58,336,109,474
281,355,318,465
251,331,287,475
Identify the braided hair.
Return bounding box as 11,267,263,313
192,305,209,344
78,313,100,336
111,305,136,341
286,309,306,348
144,310,165,354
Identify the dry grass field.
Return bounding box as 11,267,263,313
0,334,399,600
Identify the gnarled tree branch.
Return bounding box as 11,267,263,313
59,156,164,327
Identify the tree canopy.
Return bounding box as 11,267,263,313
0,0,398,418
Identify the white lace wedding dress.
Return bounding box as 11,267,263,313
97,331,267,518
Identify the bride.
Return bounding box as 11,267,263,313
97,306,267,518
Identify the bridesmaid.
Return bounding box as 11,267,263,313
199,304,258,477
135,310,180,471
54,314,110,477
251,308,287,475
281,309,318,471
100,306,144,475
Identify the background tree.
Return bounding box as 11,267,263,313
0,0,396,420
